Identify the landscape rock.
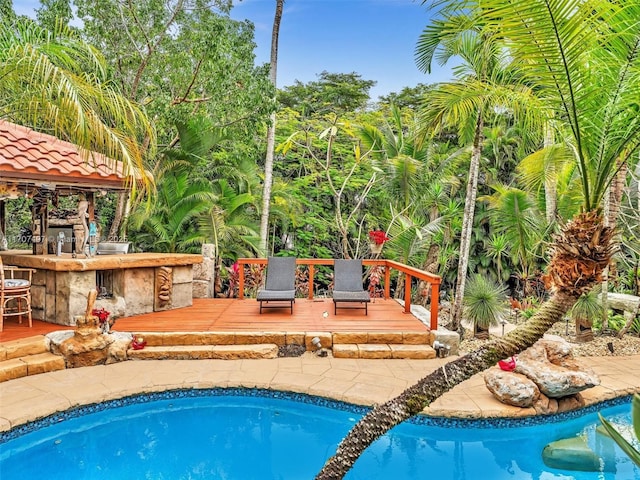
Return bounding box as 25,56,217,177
485,338,600,412
484,368,540,407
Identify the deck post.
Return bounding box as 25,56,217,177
404,273,411,313
238,261,245,299
308,264,315,300
430,282,439,330
384,264,390,299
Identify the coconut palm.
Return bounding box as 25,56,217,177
414,6,545,334
0,19,154,188
315,1,635,478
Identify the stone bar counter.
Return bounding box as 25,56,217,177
0,250,203,325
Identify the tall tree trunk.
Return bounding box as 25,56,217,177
108,191,129,240
450,113,484,332
259,0,284,255
600,161,628,330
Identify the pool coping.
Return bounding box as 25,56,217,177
1,355,639,437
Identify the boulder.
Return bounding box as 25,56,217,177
485,338,600,412
484,368,540,407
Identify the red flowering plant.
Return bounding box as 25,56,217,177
368,230,390,245
92,307,111,333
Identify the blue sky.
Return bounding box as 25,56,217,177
230,0,453,98
15,0,453,99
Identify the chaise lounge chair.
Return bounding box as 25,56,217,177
256,256,296,314
332,259,371,315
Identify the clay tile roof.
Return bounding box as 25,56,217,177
0,119,132,190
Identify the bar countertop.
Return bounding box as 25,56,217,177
0,250,203,271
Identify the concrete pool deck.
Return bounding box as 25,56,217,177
1,353,639,432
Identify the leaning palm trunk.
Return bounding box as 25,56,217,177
315,211,615,479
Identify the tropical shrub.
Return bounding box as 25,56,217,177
463,274,510,338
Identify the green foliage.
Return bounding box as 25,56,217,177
277,71,375,116
0,18,155,188
570,289,603,323
463,274,510,329
35,0,72,30
592,311,628,334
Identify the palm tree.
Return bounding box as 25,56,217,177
198,179,261,296
0,19,154,188
415,7,544,334
315,1,636,477
481,184,547,287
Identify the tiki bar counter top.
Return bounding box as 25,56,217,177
1,250,203,326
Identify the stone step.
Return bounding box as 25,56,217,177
0,352,66,382
127,343,279,360
0,336,49,360
132,331,434,348
332,343,437,360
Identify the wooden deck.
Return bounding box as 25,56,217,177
0,297,429,343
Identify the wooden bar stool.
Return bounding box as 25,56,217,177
0,256,36,332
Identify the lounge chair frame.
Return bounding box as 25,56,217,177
332,259,371,315
256,256,296,314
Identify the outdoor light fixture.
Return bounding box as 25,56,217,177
500,318,507,336
311,336,327,357
432,340,450,358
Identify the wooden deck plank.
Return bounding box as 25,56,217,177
0,297,429,343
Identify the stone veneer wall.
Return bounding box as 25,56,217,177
192,244,215,298
32,264,195,325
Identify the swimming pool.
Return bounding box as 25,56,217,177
0,389,638,479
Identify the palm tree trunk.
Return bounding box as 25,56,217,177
259,0,284,255
600,161,628,330
543,121,557,223
315,290,579,479
108,191,129,240
450,113,484,332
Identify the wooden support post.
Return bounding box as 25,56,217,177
308,264,315,300
238,260,245,299
430,282,439,331
404,273,412,313
0,200,5,247
384,264,391,299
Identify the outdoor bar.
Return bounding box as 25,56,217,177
0,120,202,326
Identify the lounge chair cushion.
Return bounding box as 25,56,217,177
256,289,295,301
332,259,370,315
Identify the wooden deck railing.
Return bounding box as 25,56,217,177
236,258,441,330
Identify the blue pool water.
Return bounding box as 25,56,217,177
0,390,638,480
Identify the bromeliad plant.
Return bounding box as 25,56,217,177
368,230,390,245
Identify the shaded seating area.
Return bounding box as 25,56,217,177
332,259,371,315
0,256,35,332
256,256,296,314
